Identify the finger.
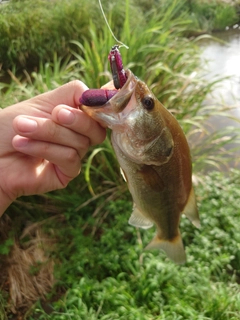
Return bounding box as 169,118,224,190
12,136,81,179
12,115,90,159
51,105,107,145
32,80,89,112
101,80,116,90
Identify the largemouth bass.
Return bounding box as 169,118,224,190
81,70,200,264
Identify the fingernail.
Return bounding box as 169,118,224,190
12,136,29,148
57,108,75,125
17,117,37,132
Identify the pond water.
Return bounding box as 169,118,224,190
200,29,240,111
199,28,240,168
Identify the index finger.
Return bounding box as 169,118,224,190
52,105,106,146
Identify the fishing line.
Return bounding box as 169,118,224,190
98,0,129,49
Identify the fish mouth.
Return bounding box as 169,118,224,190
81,70,138,129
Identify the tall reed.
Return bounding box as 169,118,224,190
69,0,239,194
0,0,238,69
0,0,239,194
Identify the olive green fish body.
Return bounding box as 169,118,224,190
81,70,199,264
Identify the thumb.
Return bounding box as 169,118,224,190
34,80,89,109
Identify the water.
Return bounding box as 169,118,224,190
199,29,240,168
201,29,240,107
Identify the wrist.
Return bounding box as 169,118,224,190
0,187,13,216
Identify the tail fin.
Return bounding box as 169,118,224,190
145,231,186,264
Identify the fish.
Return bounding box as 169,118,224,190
80,69,200,264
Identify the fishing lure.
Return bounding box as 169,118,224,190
80,0,129,106
108,45,127,89
80,88,117,106
80,45,127,106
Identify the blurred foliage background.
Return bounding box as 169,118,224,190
0,0,240,319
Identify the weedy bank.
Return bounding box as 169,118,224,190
1,171,240,319
0,0,240,319
0,0,239,69
29,171,240,319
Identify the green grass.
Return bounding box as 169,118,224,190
1,0,238,178
188,0,239,32
0,0,239,69
13,170,239,319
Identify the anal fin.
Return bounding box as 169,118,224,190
128,204,154,229
145,231,186,264
183,186,200,228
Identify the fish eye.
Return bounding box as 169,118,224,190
142,96,154,111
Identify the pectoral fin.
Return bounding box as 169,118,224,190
183,186,200,228
120,167,127,182
128,204,154,229
145,231,186,264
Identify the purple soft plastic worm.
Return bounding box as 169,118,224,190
80,45,127,106
108,45,127,89
80,89,117,106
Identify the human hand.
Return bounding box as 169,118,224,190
0,81,106,215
